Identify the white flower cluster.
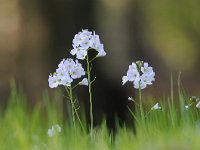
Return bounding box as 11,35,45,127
122,62,155,89
47,124,61,137
70,29,106,60
48,58,86,88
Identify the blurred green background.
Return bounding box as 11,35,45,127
0,0,200,115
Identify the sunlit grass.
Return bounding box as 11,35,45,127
1,81,200,150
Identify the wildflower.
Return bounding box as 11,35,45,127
70,60,85,79
48,74,59,88
196,101,200,109
47,124,61,137
47,128,54,137
79,78,88,86
128,97,134,101
122,61,155,89
97,47,106,57
141,63,153,74
122,76,128,85
134,77,147,89
185,105,189,110
72,47,87,60
151,103,161,110
70,29,106,59
48,58,86,88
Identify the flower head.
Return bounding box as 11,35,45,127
128,97,134,101
48,58,86,88
151,103,161,110
71,29,106,59
79,78,88,86
122,61,155,89
185,105,189,110
47,128,54,137
47,124,61,137
48,74,59,88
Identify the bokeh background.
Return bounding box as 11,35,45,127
1,0,200,127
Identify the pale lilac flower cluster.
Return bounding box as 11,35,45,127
48,58,86,88
70,29,106,60
48,124,61,137
122,62,155,89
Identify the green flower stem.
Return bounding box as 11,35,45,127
86,54,93,135
145,109,153,118
139,86,144,121
89,56,97,63
72,83,80,90
65,86,86,133
137,61,145,121
65,87,76,128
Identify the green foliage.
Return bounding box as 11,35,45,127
1,82,200,150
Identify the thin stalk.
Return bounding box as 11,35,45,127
139,87,144,121
89,56,97,63
65,87,86,133
72,83,80,90
145,109,152,118
136,61,145,121
69,87,76,128
127,106,139,123
86,55,93,135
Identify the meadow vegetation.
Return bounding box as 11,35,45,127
1,79,200,150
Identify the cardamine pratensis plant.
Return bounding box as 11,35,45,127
48,29,106,135
122,61,155,120
48,58,87,131
70,29,106,134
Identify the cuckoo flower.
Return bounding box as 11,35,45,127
122,61,155,89
151,103,162,110
70,29,106,134
48,58,85,88
70,29,106,60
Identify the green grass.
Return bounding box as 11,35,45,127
1,81,200,150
